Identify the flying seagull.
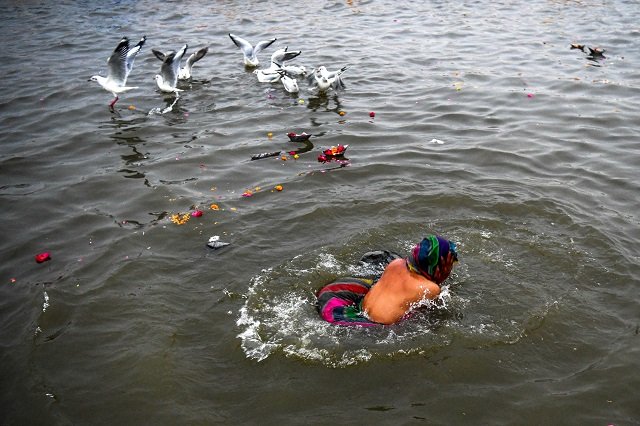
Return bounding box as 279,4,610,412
229,33,277,67
90,36,146,109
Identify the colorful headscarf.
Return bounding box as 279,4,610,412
406,235,458,284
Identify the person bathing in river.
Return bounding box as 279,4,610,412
316,234,458,326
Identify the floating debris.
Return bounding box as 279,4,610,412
207,236,230,250
287,132,312,142
35,252,51,263
171,213,190,225
251,151,281,161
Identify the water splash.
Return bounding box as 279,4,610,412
236,253,460,367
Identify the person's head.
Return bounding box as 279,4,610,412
407,235,458,284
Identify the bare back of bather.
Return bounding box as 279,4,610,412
362,258,441,324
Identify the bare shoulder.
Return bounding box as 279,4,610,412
405,266,440,299
387,258,407,270
419,280,441,299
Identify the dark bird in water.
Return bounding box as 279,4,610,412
587,46,605,57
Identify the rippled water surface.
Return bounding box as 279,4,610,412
1,0,639,424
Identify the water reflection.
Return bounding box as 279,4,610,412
306,92,345,115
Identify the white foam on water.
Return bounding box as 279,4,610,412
42,291,50,313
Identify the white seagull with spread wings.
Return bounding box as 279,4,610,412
90,36,146,109
229,33,277,67
254,47,302,83
308,65,348,92
154,44,188,94
152,46,208,80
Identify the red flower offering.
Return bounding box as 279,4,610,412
35,252,51,263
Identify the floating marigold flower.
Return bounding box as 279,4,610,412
274,185,283,191
171,213,191,225
210,204,220,210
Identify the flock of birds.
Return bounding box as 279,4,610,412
90,34,349,112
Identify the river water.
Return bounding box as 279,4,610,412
1,0,639,424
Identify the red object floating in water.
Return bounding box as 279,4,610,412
191,210,203,217
318,145,349,163
369,111,375,117
35,252,51,263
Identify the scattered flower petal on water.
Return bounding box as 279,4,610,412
35,252,51,263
